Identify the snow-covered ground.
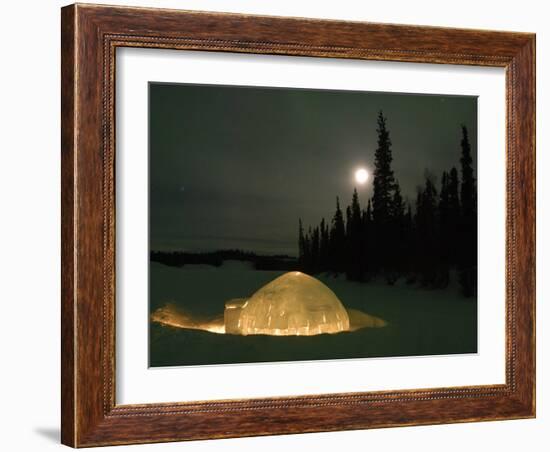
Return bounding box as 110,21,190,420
149,261,477,367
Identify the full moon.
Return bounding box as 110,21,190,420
355,168,369,184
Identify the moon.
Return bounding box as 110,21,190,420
355,168,369,185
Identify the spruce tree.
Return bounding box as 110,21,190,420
311,226,320,273
344,205,353,279
306,227,313,273
319,218,329,272
298,218,306,270
387,182,405,284
460,126,476,220
404,203,415,280
437,171,451,287
459,126,477,296
345,205,352,238
329,197,346,274
351,189,362,224
362,199,374,280
390,182,405,220
302,228,311,273
416,177,438,287
447,167,461,267
372,110,396,276
346,188,364,281
372,111,395,226
365,199,373,223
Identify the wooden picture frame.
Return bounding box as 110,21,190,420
61,3,535,447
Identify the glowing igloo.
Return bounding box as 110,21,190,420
224,272,350,336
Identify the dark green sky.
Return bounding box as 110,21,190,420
149,83,477,255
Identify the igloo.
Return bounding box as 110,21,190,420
224,272,350,336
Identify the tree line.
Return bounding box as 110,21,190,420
151,249,298,271
298,111,477,297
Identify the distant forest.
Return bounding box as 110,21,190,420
150,249,298,271
298,111,477,297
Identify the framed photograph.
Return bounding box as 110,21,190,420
61,3,535,447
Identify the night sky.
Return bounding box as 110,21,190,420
149,83,477,256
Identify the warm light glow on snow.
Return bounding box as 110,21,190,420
151,273,387,336
355,168,369,184
150,303,226,334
